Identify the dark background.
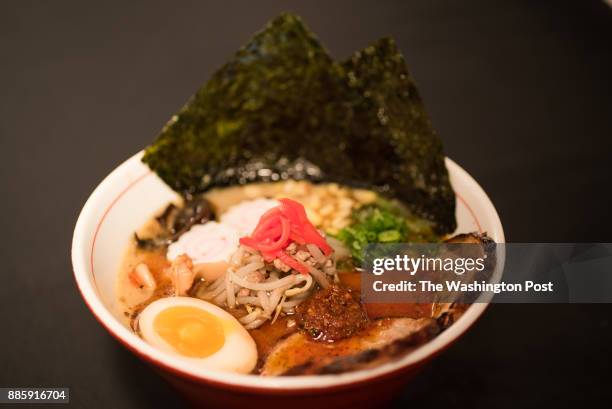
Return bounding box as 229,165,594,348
1,0,611,407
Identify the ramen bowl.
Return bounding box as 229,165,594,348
72,151,504,409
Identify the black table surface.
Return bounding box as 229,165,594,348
2,1,611,407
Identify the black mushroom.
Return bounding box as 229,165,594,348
135,195,214,250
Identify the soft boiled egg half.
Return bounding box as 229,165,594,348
138,297,257,374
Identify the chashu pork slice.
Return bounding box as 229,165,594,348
261,317,439,376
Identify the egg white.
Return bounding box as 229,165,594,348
138,297,258,374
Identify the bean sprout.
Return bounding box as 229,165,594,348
198,244,337,329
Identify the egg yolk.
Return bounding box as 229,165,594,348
153,306,225,358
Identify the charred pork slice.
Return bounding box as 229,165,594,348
261,317,439,376
443,231,496,273
444,232,496,262
435,231,496,327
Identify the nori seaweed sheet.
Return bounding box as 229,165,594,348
338,37,456,232
142,13,456,234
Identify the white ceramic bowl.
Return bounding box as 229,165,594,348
71,152,504,407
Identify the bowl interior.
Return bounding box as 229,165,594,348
72,151,504,389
